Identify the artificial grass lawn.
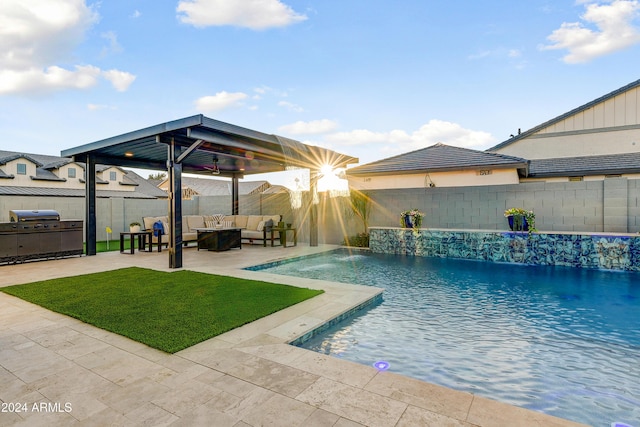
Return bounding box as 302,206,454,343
2,267,323,353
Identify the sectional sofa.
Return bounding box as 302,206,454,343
142,214,282,247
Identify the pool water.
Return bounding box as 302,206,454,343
251,250,640,427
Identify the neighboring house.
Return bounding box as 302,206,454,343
488,78,640,160
526,152,640,182
346,143,529,190
0,150,167,199
348,79,640,189
156,176,272,199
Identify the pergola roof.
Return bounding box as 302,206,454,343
61,114,358,175
61,115,358,268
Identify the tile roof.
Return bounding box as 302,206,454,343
528,152,640,177
346,143,529,176
488,78,640,152
0,186,161,199
160,176,271,196
0,151,62,167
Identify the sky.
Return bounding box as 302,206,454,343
2,0,640,180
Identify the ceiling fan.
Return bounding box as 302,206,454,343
204,155,220,175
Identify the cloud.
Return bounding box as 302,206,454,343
279,119,339,135
195,91,248,111
176,0,307,29
100,31,123,57
541,0,640,63
0,0,136,95
278,100,304,112
323,120,496,154
87,103,115,111
102,69,136,92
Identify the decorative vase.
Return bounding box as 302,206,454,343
130,225,141,233
403,214,413,229
508,215,528,231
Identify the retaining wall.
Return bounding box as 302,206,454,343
369,227,640,271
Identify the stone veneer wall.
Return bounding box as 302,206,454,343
369,227,640,271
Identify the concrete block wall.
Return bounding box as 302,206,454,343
366,180,638,234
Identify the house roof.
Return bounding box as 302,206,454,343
488,78,640,152
528,152,640,177
346,143,529,176
0,151,63,167
158,176,270,196
0,186,161,199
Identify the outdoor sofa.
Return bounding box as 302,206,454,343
142,214,282,247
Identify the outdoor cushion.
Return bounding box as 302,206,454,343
234,215,248,228
186,215,206,231
263,215,280,224
246,215,262,231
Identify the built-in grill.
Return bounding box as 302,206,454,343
1,210,83,264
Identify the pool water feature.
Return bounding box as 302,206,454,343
250,249,640,427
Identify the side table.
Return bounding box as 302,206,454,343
120,231,152,254
270,227,297,247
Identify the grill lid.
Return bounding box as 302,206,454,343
10,210,60,222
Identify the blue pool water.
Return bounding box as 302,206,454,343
250,249,640,427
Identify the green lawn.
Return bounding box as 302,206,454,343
2,267,323,353
86,240,131,253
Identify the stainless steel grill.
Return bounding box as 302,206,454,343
1,210,83,264
10,209,60,222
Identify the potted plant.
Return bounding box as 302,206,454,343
504,208,536,232
400,209,424,229
129,221,141,233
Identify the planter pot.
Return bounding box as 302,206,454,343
403,214,413,229
130,225,141,233
507,215,528,231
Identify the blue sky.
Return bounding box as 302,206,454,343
2,0,640,173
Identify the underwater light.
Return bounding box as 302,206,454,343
373,361,390,371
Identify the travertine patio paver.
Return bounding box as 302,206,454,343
0,245,588,426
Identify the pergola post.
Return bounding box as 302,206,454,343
84,154,97,256
232,175,239,215
310,171,318,246
168,140,183,269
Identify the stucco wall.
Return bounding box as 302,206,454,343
348,168,520,190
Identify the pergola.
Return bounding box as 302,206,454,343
61,114,358,268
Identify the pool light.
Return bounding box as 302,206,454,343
373,361,390,371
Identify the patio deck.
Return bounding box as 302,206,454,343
0,244,586,426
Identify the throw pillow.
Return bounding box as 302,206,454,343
205,220,216,228
256,220,265,232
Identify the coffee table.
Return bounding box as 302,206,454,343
195,228,241,252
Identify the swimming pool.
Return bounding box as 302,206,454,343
250,249,640,427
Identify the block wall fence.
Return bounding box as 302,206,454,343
0,177,638,244
365,178,640,235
